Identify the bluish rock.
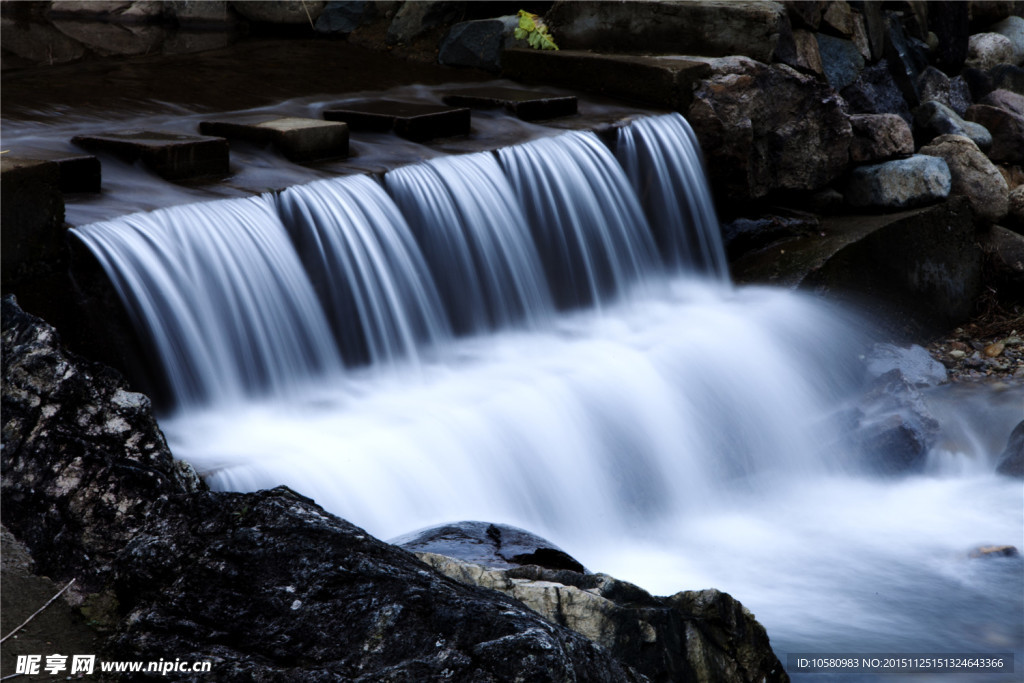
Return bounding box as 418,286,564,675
841,59,913,123
314,0,364,34
438,16,518,73
846,155,951,210
914,100,992,152
816,33,864,91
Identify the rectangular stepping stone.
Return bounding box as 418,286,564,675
9,150,102,193
70,131,229,181
442,87,577,121
322,100,470,142
198,117,349,163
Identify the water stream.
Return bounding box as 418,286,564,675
71,113,1023,680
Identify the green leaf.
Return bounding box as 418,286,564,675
517,10,537,32
514,27,528,41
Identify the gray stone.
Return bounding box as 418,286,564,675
841,59,913,123
199,117,349,162
438,16,518,74
442,87,577,121
989,64,1024,95
418,553,789,683
502,49,711,114
849,113,914,163
866,343,948,387
914,100,992,151
385,0,460,46
229,0,323,24
845,155,951,210
1009,185,1024,228
996,420,1024,477
314,0,365,34
544,0,789,63
981,88,1024,116
853,369,940,474
322,100,470,141
967,32,1015,71
51,19,165,57
165,0,231,24
70,131,229,181
393,521,586,573
0,17,87,67
965,103,1024,163
920,134,1009,222
721,214,818,259
918,66,954,110
687,61,851,201
884,12,925,108
949,76,975,116
989,16,1024,65
4,150,101,194
816,33,864,90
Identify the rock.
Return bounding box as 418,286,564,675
849,113,914,162
776,28,824,76
914,100,992,151
393,521,587,573
385,0,460,46
0,17,88,67
229,0,323,24
884,11,926,108
989,15,1024,65
856,0,886,61
721,214,818,259
981,88,1024,116
965,103,1024,163
198,117,349,163
852,368,941,474
915,69,976,118
50,19,165,58
966,32,1015,71
784,0,825,30
866,343,948,387
438,16,519,73
418,553,789,683
963,65,996,100
919,134,1009,222
969,1,1015,29
687,61,851,202
979,226,1024,300
71,130,229,181
948,76,975,116
989,64,1024,94
820,0,854,36
845,155,951,210
928,1,970,72
985,341,1006,357
544,0,789,63
314,0,366,34
0,159,66,292
850,11,871,60
841,59,913,123
1009,185,1024,228
996,420,1024,476
816,33,864,90
1,297,649,682
323,100,469,141
969,544,1020,557
442,87,577,121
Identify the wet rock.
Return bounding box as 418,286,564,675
323,100,470,141
969,544,1021,557
856,0,886,61
914,100,992,151
841,59,913,123
385,0,460,46
845,155,951,211
721,214,818,259
51,19,165,58
884,11,926,108
849,113,914,163
967,32,1016,71
71,130,229,181
418,553,789,683
314,0,367,34
985,341,1006,357
989,64,1024,94
965,103,1024,163
439,16,518,73
816,32,864,90
199,117,348,162
230,0,323,24
928,1,970,72
545,0,789,63
919,134,1009,222
995,420,1024,476
866,343,948,387
852,368,941,474
393,521,586,573
981,88,1024,116
687,61,851,202
989,15,1024,65
0,17,88,66
850,11,871,61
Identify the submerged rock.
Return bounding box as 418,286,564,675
996,420,1023,476
866,343,948,387
418,553,789,683
852,368,941,474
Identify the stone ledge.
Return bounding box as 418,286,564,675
442,87,577,121
70,131,229,181
322,100,470,142
199,117,348,162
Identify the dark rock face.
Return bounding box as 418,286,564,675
721,214,818,260
841,59,913,123
418,554,790,683
393,521,587,573
438,16,517,73
816,32,864,90
688,61,851,202
1,294,202,594
996,420,1024,477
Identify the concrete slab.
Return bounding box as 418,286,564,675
70,131,229,181
1,158,66,291
441,87,577,121
501,49,711,112
322,100,470,142
198,117,349,163
7,151,102,193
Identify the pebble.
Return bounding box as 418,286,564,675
985,342,1006,357
949,349,966,359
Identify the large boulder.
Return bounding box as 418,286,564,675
418,553,789,683
914,100,992,150
919,134,1009,222
967,32,1016,71
1,297,649,681
687,60,851,202
849,113,914,163
544,0,789,63
841,59,913,123
845,155,951,211
851,368,941,474
816,32,864,90
965,103,1024,163
438,15,519,73
989,15,1024,65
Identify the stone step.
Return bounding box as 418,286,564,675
501,49,710,112
322,100,470,142
4,150,102,193
70,131,229,181
544,0,787,63
441,87,577,121
199,117,349,163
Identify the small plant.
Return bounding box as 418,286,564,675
514,10,559,51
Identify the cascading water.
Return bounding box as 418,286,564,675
72,112,1022,679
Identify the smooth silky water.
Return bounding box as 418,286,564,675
72,114,1023,680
